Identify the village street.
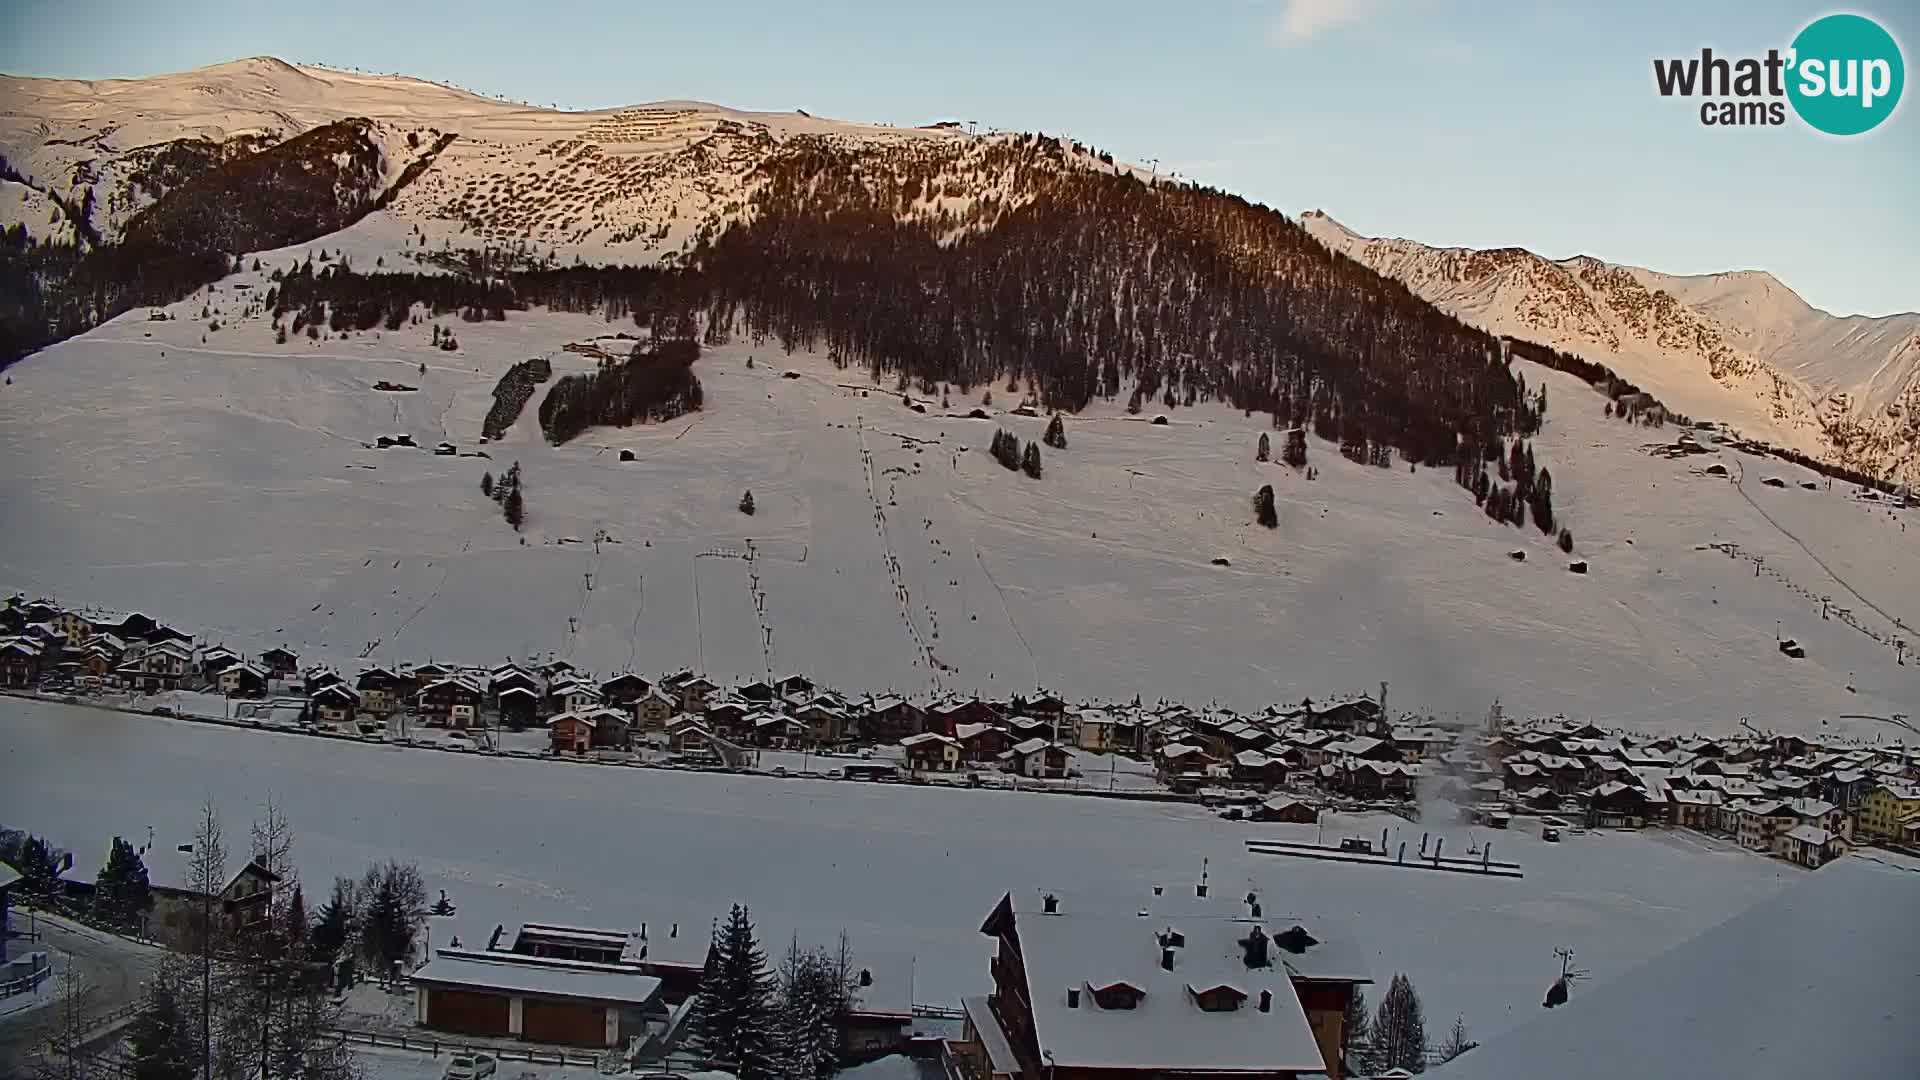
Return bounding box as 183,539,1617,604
0,910,163,1076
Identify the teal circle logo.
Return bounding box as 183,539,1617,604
1787,14,1904,135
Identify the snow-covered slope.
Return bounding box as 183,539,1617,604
2,267,1914,737
0,57,1095,268
1302,212,1920,485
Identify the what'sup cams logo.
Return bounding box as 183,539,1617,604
1654,12,1904,134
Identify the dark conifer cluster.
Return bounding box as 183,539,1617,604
537,338,704,445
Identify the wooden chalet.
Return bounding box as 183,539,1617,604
497,686,541,728
418,676,483,728
599,672,653,709
259,646,300,678
901,732,963,772
216,662,268,699
309,684,360,725
862,697,927,742
355,667,408,716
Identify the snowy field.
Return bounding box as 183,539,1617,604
0,266,1914,737
2,696,1799,1045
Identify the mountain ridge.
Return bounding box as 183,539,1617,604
1301,211,1919,485
2,57,1913,484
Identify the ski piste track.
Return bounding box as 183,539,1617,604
1732,459,1912,645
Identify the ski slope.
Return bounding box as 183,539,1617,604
1,264,1914,736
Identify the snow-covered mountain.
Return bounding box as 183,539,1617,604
0,56,1103,266
1302,211,1920,485
1,59,1914,735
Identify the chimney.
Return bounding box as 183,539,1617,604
1259,989,1273,1013
1242,926,1270,969
640,922,648,941
1250,901,1262,919
670,922,678,939
1160,947,1176,972
1067,987,1081,1009
1196,882,1208,898
1043,893,1059,914
1152,885,1163,896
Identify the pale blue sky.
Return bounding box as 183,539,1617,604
3,0,1914,314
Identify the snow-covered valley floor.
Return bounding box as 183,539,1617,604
0,267,1914,735
1,696,1799,1047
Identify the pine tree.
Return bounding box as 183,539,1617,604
1530,467,1555,534
739,490,757,515
1257,432,1270,462
1438,1013,1476,1062
1021,442,1042,478
1558,527,1574,554
286,884,307,948
17,834,62,899
1043,414,1066,449
308,876,355,965
480,471,493,498
503,487,525,530
128,970,197,1080
696,904,778,1079
1254,484,1277,528
775,937,849,1080
358,860,427,975
1344,987,1374,1076
1372,972,1429,1073
95,836,154,932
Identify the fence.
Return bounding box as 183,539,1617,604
0,956,52,998
331,1027,606,1068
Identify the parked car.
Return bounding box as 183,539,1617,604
443,1054,497,1080
1338,837,1374,854
1542,826,1561,843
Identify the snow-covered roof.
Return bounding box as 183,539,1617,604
413,950,662,1006
953,722,1000,742
1427,853,1920,1079
0,861,20,891
1784,797,1836,820
899,732,957,748
1876,780,1920,801
1783,824,1837,846
1329,736,1385,756
994,902,1327,1073
1008,737,1056,756
961,995,1020,1076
